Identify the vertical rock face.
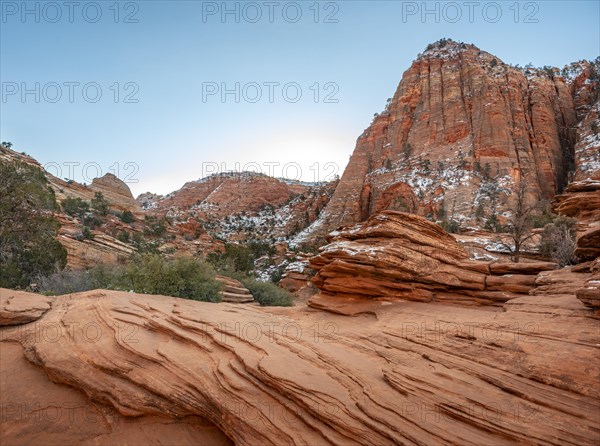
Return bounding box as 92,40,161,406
308,40,599,237
554,100,600,261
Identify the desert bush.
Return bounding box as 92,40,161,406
540,216,577,266
117,231,130,243
0,160,67,288
243,280,292,306
81,226,94,239
529,202,556,228
61,197,90,218
91,192,110,216
83,214,103,228
36,269,94,295
143,215,167,236
484,214,502,233
440,219,461,234
226,272,292,306
36,255,222,302
121,254,221,302
131,232,160,254
119,210,135,223
207,241,275,273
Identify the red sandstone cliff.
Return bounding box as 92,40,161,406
302,40,599,239
148,172,337,243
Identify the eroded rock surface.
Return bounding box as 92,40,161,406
215,275,254,303
0,289,51,325
309,211,556,306
302,41,598,240
0,287,598,445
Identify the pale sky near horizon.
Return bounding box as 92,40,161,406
1,1,599,196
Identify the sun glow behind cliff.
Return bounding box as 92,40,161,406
137,133,352,197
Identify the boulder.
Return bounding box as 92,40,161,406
215,275,254,303
0,289,51,326
309,211,547,306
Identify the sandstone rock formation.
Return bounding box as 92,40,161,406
309,211,556,306
1,146,337,273
301,40,599,239
215,275,254,303
553,101,600,261
1,286,598,445
0,289,232,446
149,172,337,243
279,259,314,293
0,289,51,325
576,258,600,314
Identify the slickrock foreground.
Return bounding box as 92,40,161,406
1,284,599,445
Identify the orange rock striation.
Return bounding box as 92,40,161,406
303,40,599,239
309,211,557,306
0,284,598,445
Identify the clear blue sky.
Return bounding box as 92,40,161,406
1,1,599,196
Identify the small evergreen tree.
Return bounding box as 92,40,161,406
0,160,67,288
119,210,135,224
91,192,110,216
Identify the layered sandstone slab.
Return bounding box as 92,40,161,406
0,288,598,445
0,342,232,446
0,289,51,325
215,275,254,303
575,224,600,262
309,211,555,306
576,258,600,314
555,180,600,225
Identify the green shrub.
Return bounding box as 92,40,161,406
81,226,94,239
484,214,502,232
440,219,461,234
144,215,167,236
226,273,292,307
91,192,110,216
83,214,103,228
244,280,292,306
207,241,275,273
121,254,221,302
530,210,556,229
269,263,288,284
62,197,90,218
131,232,160,254
296,239,324,255
37,255,222,302
119,210,135,223
117,231,130,243
0,160,67,288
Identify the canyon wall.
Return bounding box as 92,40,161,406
303,40,599,240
